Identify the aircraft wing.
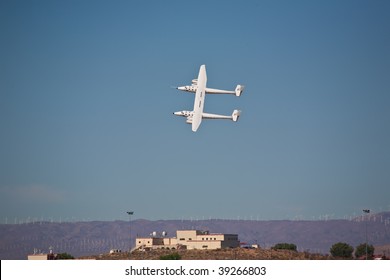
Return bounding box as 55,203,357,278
191,65,207,132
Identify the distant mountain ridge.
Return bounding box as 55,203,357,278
1,212,389,259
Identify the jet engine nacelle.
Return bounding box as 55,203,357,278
186,117,193,124
191,79,198,85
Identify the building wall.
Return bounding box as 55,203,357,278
197,234,224,241
185,240,223,250
221,234,240,248
136,237,177,249
28,254,48,260
176,230,199,242
163,237,177,246
177,230,239,250
136,237,151,248
136,237,162,248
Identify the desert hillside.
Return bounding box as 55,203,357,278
80,247,328,260
1,212,389,259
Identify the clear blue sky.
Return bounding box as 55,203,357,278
1,0,389,222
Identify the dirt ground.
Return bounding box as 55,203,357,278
80,248,328,260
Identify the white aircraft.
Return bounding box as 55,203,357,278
177,78,244,96
173,65,242,132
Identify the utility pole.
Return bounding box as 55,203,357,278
127,211,134,252
363,209,370,260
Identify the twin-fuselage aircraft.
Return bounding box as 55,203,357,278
173,65,244,132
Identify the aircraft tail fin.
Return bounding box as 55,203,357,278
235,85,244,97
232,110,241,122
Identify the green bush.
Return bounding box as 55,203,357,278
330,242,354,259
159,252,181,260
271,243,297,251
354,243,375,259
56,252,75,259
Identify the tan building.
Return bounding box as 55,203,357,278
136,236,178,250
28,254,50,260
135,230,239,250
27,253,56,260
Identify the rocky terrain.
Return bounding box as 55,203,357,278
81,247,328,260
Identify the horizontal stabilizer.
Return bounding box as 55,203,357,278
232,110,241,122
235,85,245,97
